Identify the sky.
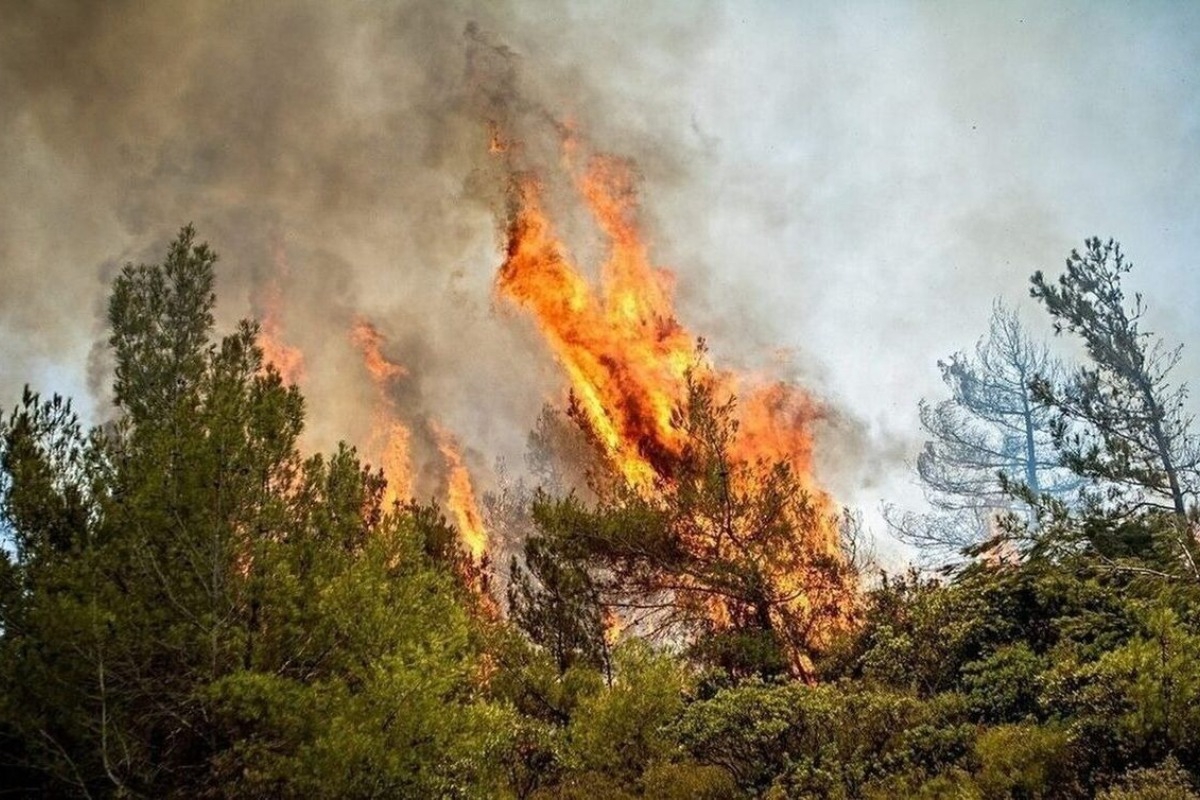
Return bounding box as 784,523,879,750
1,1,1197,564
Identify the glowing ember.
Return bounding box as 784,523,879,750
602,607,625,647
431,422,489,561
350,318,413,506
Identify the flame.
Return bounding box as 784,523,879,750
346,320,490,567
253,243,306,384
497,156,694,489
432,422,489,562
351,320,406,384
602,607,626,647
349,318,413,506
732,380,840,557
496,151,835,519
494,133,855,661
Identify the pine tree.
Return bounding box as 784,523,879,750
889,302,1078,557
1031,238,1197,518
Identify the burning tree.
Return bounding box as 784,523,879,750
528,375,856,679
492,129,858,678
0,228,509,796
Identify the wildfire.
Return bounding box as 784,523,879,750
350,319,414,506
731,379,841,556
347,319,490,565
238,102,853,656
432,422,489,562
496,149,836,530
253,243,306,384
488,120,510,154
493,130,854,659
497,156,695,489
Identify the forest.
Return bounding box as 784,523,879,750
1,226,1198,800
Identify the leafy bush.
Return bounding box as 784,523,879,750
962,642,1044,723
1098,757,1200,800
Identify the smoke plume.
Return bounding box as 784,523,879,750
4,2,1197,564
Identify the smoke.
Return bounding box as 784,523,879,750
0,0,727,498
3,2,1197,563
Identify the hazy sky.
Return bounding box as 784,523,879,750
1,1,1197,563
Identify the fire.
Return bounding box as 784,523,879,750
732,379,841,557
497,156,695,489
349,319,414,506
602,607,626,647
496,150,834,525
253,243,306,384
431,423,489,561
488,120,510,154
345,319,490,565
494,131,855,661
351,319,406,384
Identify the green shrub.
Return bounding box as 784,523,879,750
973,724,1076,799
1098,757,1200,800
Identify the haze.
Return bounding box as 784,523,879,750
2,1,1197,563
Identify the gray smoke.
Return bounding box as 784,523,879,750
0,0,724,500
3,2,1197,564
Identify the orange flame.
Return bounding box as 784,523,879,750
497,156,694,489
432,423,489,562
350,319,413,506
494,133,854,658
253,243,306,384
732,380,840,557
602,607,626,647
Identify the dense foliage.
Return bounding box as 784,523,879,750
2,229,1198,797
